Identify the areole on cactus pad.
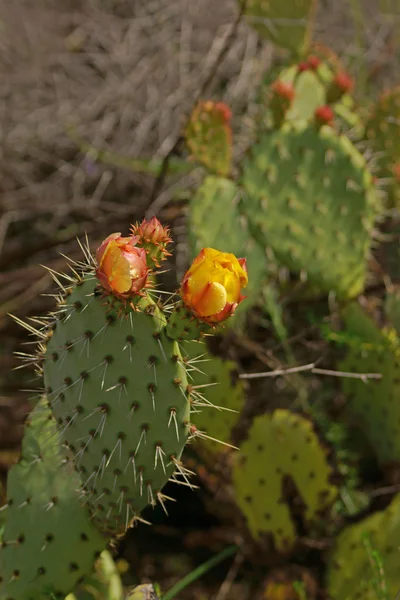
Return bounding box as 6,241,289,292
1,219,249,599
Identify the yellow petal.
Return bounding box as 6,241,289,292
192,281,227,317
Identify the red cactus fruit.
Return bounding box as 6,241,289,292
315,105,335,126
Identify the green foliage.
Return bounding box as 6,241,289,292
232,410,337,552
43,275,191,536
184,101,232,177
0,398,105,600
242,0,317,55
326,494,400,600
240,121,380,299
339,303,400,464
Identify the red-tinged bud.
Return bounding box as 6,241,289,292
298,61,310,72
315,105,335,127
307,56,321,70
271,80,295,102
96,233,149,299
334,71,354,94
131,217,173,267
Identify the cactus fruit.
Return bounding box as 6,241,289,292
232,410,337,553
184,101,232,177
365,87,400,207
181,341,246,455
240,121,381,299
0,397,105,600
327,493,400,599
188,175,269,320
339,303,400,465
242,0,317,55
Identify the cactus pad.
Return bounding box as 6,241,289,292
232,410,337,552
0,398,105,600
339,303,400,465
240,121,380,299
182,340,245,453
243,0,316,55
184,101,232,177
365,87,400,206
189,175,269,318
327,493,400,599
43,275,191,535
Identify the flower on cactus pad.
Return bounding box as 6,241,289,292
315,105,335,126
180,248,248,323
96,232,149,298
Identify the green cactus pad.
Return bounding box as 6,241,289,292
188,175,269,319
365,87,400,206
240,121,380,299
232,410,337,552
0,398,105,600
184,101,232,177
327,493,400,600
243,0,316,55
339,303,400,464
181,340,245,453
66,550,123,600
43,275,191,535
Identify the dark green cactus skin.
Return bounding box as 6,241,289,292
66,550,123,600
327,494,400,599
232,410,337,552
0,398,105,600
43,275,191,536
243,0,316,55
240,121,380,299
339,303,400,465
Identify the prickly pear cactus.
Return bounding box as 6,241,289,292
240,121,381,299
339,303,400,465
242,0,317,55
327,493,400,599
188,175,269,319
66,550,123,600
365,87,400,207
232,410,337,552
125,584,160,600
184,101,232,177
0,397,105,600
182,340,245,454
43,275,191,535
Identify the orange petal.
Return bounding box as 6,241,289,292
101,241,132,294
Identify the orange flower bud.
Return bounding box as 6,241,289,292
132,216,172,246
96,233,149,298
180,248,248,323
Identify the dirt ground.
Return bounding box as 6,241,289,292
1,0,400,597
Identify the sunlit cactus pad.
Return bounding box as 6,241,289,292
232,410,337,552
0,398,105,600
339,303,400,464
240,121,380,298
242,0,316,54
43,274,191,535
327,493,400,600
184,101,232,177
